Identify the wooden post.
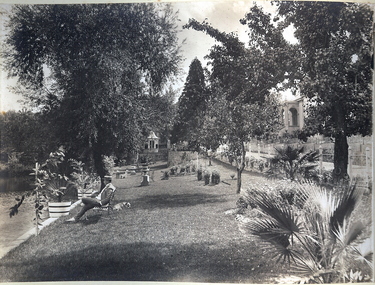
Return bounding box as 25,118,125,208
257,142,260,156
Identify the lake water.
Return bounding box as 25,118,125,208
0,177,36,257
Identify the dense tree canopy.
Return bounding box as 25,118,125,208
276,2,373,180
0,110,58,168
184,4,288,193
4,3,182,178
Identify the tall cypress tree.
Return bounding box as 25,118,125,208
171,58,207,149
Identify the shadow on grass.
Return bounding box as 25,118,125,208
149,163,168,171
130,193,228,209
0,241,278,283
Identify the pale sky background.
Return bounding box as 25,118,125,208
0,0,296,111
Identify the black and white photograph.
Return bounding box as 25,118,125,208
0,0,373,283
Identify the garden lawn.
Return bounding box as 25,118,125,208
0,159,286,283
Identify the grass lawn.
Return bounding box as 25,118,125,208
1,158,371,283
0,159,287,283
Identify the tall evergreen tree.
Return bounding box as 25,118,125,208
171,58,207,149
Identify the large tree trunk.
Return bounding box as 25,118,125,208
236,142,246,194
93,144,108,189
333,131,348,182
237,167,242,194
333,104,348,183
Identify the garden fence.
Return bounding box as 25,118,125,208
246,138,372,181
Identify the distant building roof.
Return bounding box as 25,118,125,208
148,131,158,139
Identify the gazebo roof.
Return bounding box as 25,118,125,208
148,131,158,139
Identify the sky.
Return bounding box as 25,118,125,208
0,0,296,112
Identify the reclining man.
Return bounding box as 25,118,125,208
67,175,116,222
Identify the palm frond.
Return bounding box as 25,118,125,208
333,220,365,248
269,242,300,264
244,219,291,247
330,183,362,234
331,220,366,268
290,254,321,278
352,237,374,269
250,190,303,235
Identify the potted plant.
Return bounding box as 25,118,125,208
45,176,73,218
69,159,99,199
41,147,74,218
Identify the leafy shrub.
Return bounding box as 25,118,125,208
228,155,234,165
211,170,220,184
103,155,115,174
258,160,264,172
179,166,186,175
170,166,178,175
250,157,255,169
245,156,250,167
319,169,334,185
197,168,203,181
203,171,210,185
191,164,196,172
161,171,169,180
236,197,248,214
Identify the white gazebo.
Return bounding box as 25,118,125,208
145,131,159,153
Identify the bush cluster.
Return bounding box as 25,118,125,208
203,171,210,185
197,168,203,181
211,170,220,184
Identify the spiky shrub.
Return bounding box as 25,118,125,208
270,146,319,181
161,171,169,180
241,181,373,283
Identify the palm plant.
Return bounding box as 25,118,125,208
270,145,319,181
241,181,373,283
